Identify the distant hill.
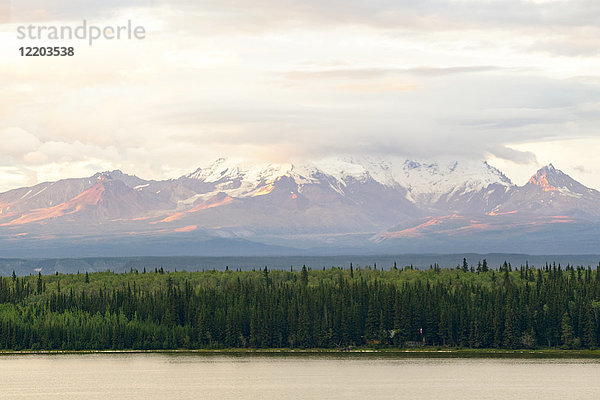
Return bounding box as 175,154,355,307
2,254,599,276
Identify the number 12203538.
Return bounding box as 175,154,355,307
19,47,75,56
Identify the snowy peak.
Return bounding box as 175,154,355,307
392,159,513,203
483,161,513,186
489,163,600,217
307,157,390,186
185,158,243,182
397,159,512,187
527,164,589,194
528,164,560,191
186,158,291,184
182,158,295,200
182,157,515,205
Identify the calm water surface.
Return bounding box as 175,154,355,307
0,353,599,399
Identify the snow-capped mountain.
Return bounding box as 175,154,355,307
179,156,513,207
492,164,600,217
1,158,599,256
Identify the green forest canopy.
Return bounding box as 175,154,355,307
1,260,599,351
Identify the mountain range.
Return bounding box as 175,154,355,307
1,157,599,257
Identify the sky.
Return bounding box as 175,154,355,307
0,0,599,192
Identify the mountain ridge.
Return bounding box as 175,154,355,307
1,158,599,256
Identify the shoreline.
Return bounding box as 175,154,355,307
2,348,600,358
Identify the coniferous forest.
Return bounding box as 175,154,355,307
0,261,599,351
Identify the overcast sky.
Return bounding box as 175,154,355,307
1,0,599,192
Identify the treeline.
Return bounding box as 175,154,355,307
0,261,599,350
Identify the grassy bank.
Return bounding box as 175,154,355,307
2,347,600,358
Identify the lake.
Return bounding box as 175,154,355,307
1,353,599,399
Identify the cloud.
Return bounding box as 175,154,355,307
504,137,600,188
0,1,9,23
282,66,501,81
144,73,598,166
528,28,600,57
1,0,600,192
487,146,538,165
0,127,42,156
8,0,154,22
168,0,600,31
8,0,599,32
0,166,38,190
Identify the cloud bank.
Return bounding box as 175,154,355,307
0,0,599,191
